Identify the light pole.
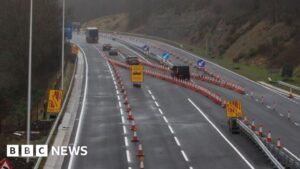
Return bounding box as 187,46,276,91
26,0,33,163
61,0,65,91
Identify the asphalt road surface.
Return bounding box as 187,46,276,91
61,34,279,169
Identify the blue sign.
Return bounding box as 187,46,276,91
65,26,72,40
162,53,171,60
197,59,206,68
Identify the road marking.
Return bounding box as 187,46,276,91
158,108,164,115
123,126,127,134
279,113,284,117
151,95,156,100
124,136,129,147
117,95,121,101
181,150,189,162
154,101,160,107
294,122,300,127
163,116,169,123
266,105,271,109
119,102,122,108
68,44,89,169
283,147,300,161
188,98,255,169
174,136,181,146
148,90,152,95
120,109,124,115
121,116,125,124
168,125,174,134
126,150,131,163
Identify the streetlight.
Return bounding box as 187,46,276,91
61,0,65,91
26,0,33,163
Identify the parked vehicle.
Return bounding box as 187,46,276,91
109,48,118,56
102,44,112,51
126,56,139,65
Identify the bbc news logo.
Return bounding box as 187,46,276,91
7,145,88,157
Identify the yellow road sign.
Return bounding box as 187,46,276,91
131,65,144,83
47,90,63,113
226,100,243,118
72,45,79,55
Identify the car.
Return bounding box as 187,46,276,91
126,56,139,65
109,48,118,56
102,44,112,51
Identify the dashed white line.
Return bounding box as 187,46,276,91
174,137,181,146
148,90,152,95
117,95,121,101
124,136,129,147
163,116,169,123
168,125,174,134
118,102,122,108
181,150,189,162
266,105,271,109
294,122,300,127
154,101,160,107
188,98,255,169
123,126,127,134
151,95,156,100
279,113,284,117
158,108,164,115
121,116,125,124
120,109,124,115
126,150,131,163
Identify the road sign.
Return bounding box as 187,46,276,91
143,45,150,52
131,65,144,83
162,53,171,60
0,159,13,169
65,26,72,40
71,45,79,55
226,100,243,118
197,59,206,68
47,90,63,113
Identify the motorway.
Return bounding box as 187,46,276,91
57,33,285,169
113,34,300,157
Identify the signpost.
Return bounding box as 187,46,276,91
47,90,63,113
131,65,144,87
162,53,171,60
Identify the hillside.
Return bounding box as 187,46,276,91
84,0,300,80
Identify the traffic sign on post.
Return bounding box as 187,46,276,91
162,53,171,60
197,59,206,68
47,89,63,113
131,65,144,83
0,159,13,169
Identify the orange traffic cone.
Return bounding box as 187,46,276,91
276,138,282,149
258,125,263,137
131,121,137,131
131,131,139,142
137,143,144,159
244,116,248,125
251,120,256,131
267,131,272,143
128,111,134,120
139,160,144,169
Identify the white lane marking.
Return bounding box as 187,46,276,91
126,150,131,163
266,105,271,109
188,98,255,169
116,90,120,95
124,136,129,147
163,116,169,123
120,109,124,115
148,90,152,95
117,41,151,63
283,147,300,161
151,95,156,100
174,136,181,146
154,101,160,107
68,45,89,169
117,95,121,101
189,167,194,169
294,122,300,127
181,150,189,162
119,102,122,108
168,125,174,134
121,116,125,124
123,126,127,134
118,52,126,60
279,113,284,117
158,108,164,115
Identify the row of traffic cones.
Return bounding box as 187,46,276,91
109,62,145,168
243,116,282,149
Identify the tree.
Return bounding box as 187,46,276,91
281,63,294,78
